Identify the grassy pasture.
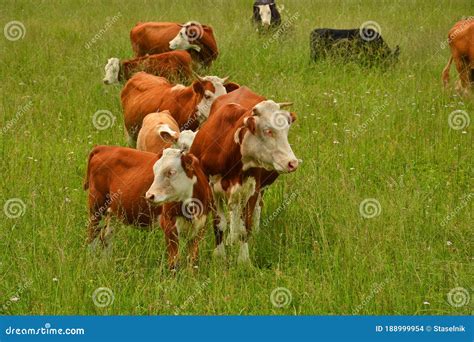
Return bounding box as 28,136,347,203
0,0,472,315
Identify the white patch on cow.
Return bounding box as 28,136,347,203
146,148,196,204
103,57,120,85
169,23,202,52
258,5,272,26
240,100,299,173
200,76,227,97
171,84,186,92
213,242,226,258
196,90,217,124
174,130,197,151
226,177,256,245
237,242,250,263
252,191,262,233
176,215,206,239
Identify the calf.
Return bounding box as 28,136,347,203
442,18,474,93
84,146,210,270
130,21,218,67
253,0,281,28
103,51,193,85
137,111,197,154
310,28,400,63
190,87,299,262
121,72,237,144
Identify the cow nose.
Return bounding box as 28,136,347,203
103,79,109,85
145,192,154,201
287,159,299,172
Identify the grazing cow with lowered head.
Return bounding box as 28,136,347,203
310,27,400,64
103,51,193,85
137,110,197,154
190,86,299,263
442,18,474,94
253,0,281,28
84,146,211,270
121,72,239,144
130,21,218,67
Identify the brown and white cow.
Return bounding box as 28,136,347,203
137,110,197,154
190,86,299,262
103,51,193,85
442,18,474,94
130,21,218,67
121,72,237,144
84,145,211,270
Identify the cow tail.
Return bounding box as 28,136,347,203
442,56,453,87
83,148,97,191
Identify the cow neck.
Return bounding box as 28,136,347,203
176,86,201,130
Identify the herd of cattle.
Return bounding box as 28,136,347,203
87,1,474,270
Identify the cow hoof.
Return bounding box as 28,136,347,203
237,242,250,264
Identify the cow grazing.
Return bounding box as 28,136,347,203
121,72,238,144
84,146,211,270
310,28,400,64
442,18,474,93
103,51,193,85
253,0,281,28
190,86,299,263
137,111,197,154
130,21,219,67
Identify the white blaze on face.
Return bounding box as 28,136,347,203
195,76,228,123
103,58,120,84
174,130,197,151
258,5,272,26
169,22,202,51
239,100,299,173
145,148,196,204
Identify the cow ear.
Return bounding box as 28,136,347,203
192,81,205,95
224,82,240,93
244,116,257,134
181,153,198,176
157,124,179,143
289,112,297,123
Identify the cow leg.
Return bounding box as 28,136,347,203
237,190,260,264
187,215,207,268
161,214,179,271
125,130,136,148
252,191,263,233
86,190,107,247
454,56,471,91
99,209,115,250
212,195,227,258
227,178,256,246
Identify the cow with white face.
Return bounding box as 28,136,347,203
169,21,203,51
253,1,281,28
190,87,299,263
145,148,212,269
103,58,121,84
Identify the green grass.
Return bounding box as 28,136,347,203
0,0,472,315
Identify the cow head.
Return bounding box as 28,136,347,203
253,1,281,27
145,149,197,204
103,58,120,85
193,75,229,124
174,130,197,152
169,21,203,52
236,100,299,173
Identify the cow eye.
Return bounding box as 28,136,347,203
263,128,273,137
167,169,177,177
205,94,212,100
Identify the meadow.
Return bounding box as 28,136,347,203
0,0,472,315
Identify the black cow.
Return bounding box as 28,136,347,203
253,0,281,28
310,28,400,64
